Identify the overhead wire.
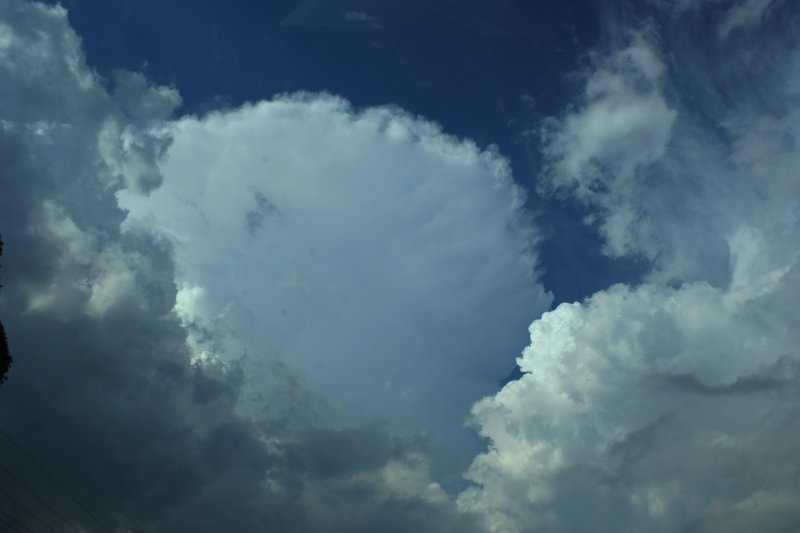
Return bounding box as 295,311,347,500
0,462,80,533
0,389,106,499
0,513,27,533
0,486,59,533
1,388,126,532
0,429,111,533
0,509,36,533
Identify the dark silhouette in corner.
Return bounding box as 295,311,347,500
0,234,11,384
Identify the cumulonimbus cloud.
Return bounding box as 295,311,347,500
118,92,552,466
0,1,547,531
0,1,523,530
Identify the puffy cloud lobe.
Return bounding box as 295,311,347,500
0,1,490,531
0,1,176,196
460,2,800,532
460,277,800,532
99,71,180,194
119,93,551,465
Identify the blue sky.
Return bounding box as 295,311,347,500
1,1,799,532
56,0,644,306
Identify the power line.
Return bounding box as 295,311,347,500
0,486,59,533
0,429,111,533
0,462,80,533
0,389,106,498
0,513,27,533
0,509,37,533
1,388,125,530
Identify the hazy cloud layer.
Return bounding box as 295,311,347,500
460,2,800,531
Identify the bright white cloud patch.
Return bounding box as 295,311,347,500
459,276,800,532
120,96,551,463
460,2,800,532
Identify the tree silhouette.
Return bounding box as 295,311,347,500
0,234,11,384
